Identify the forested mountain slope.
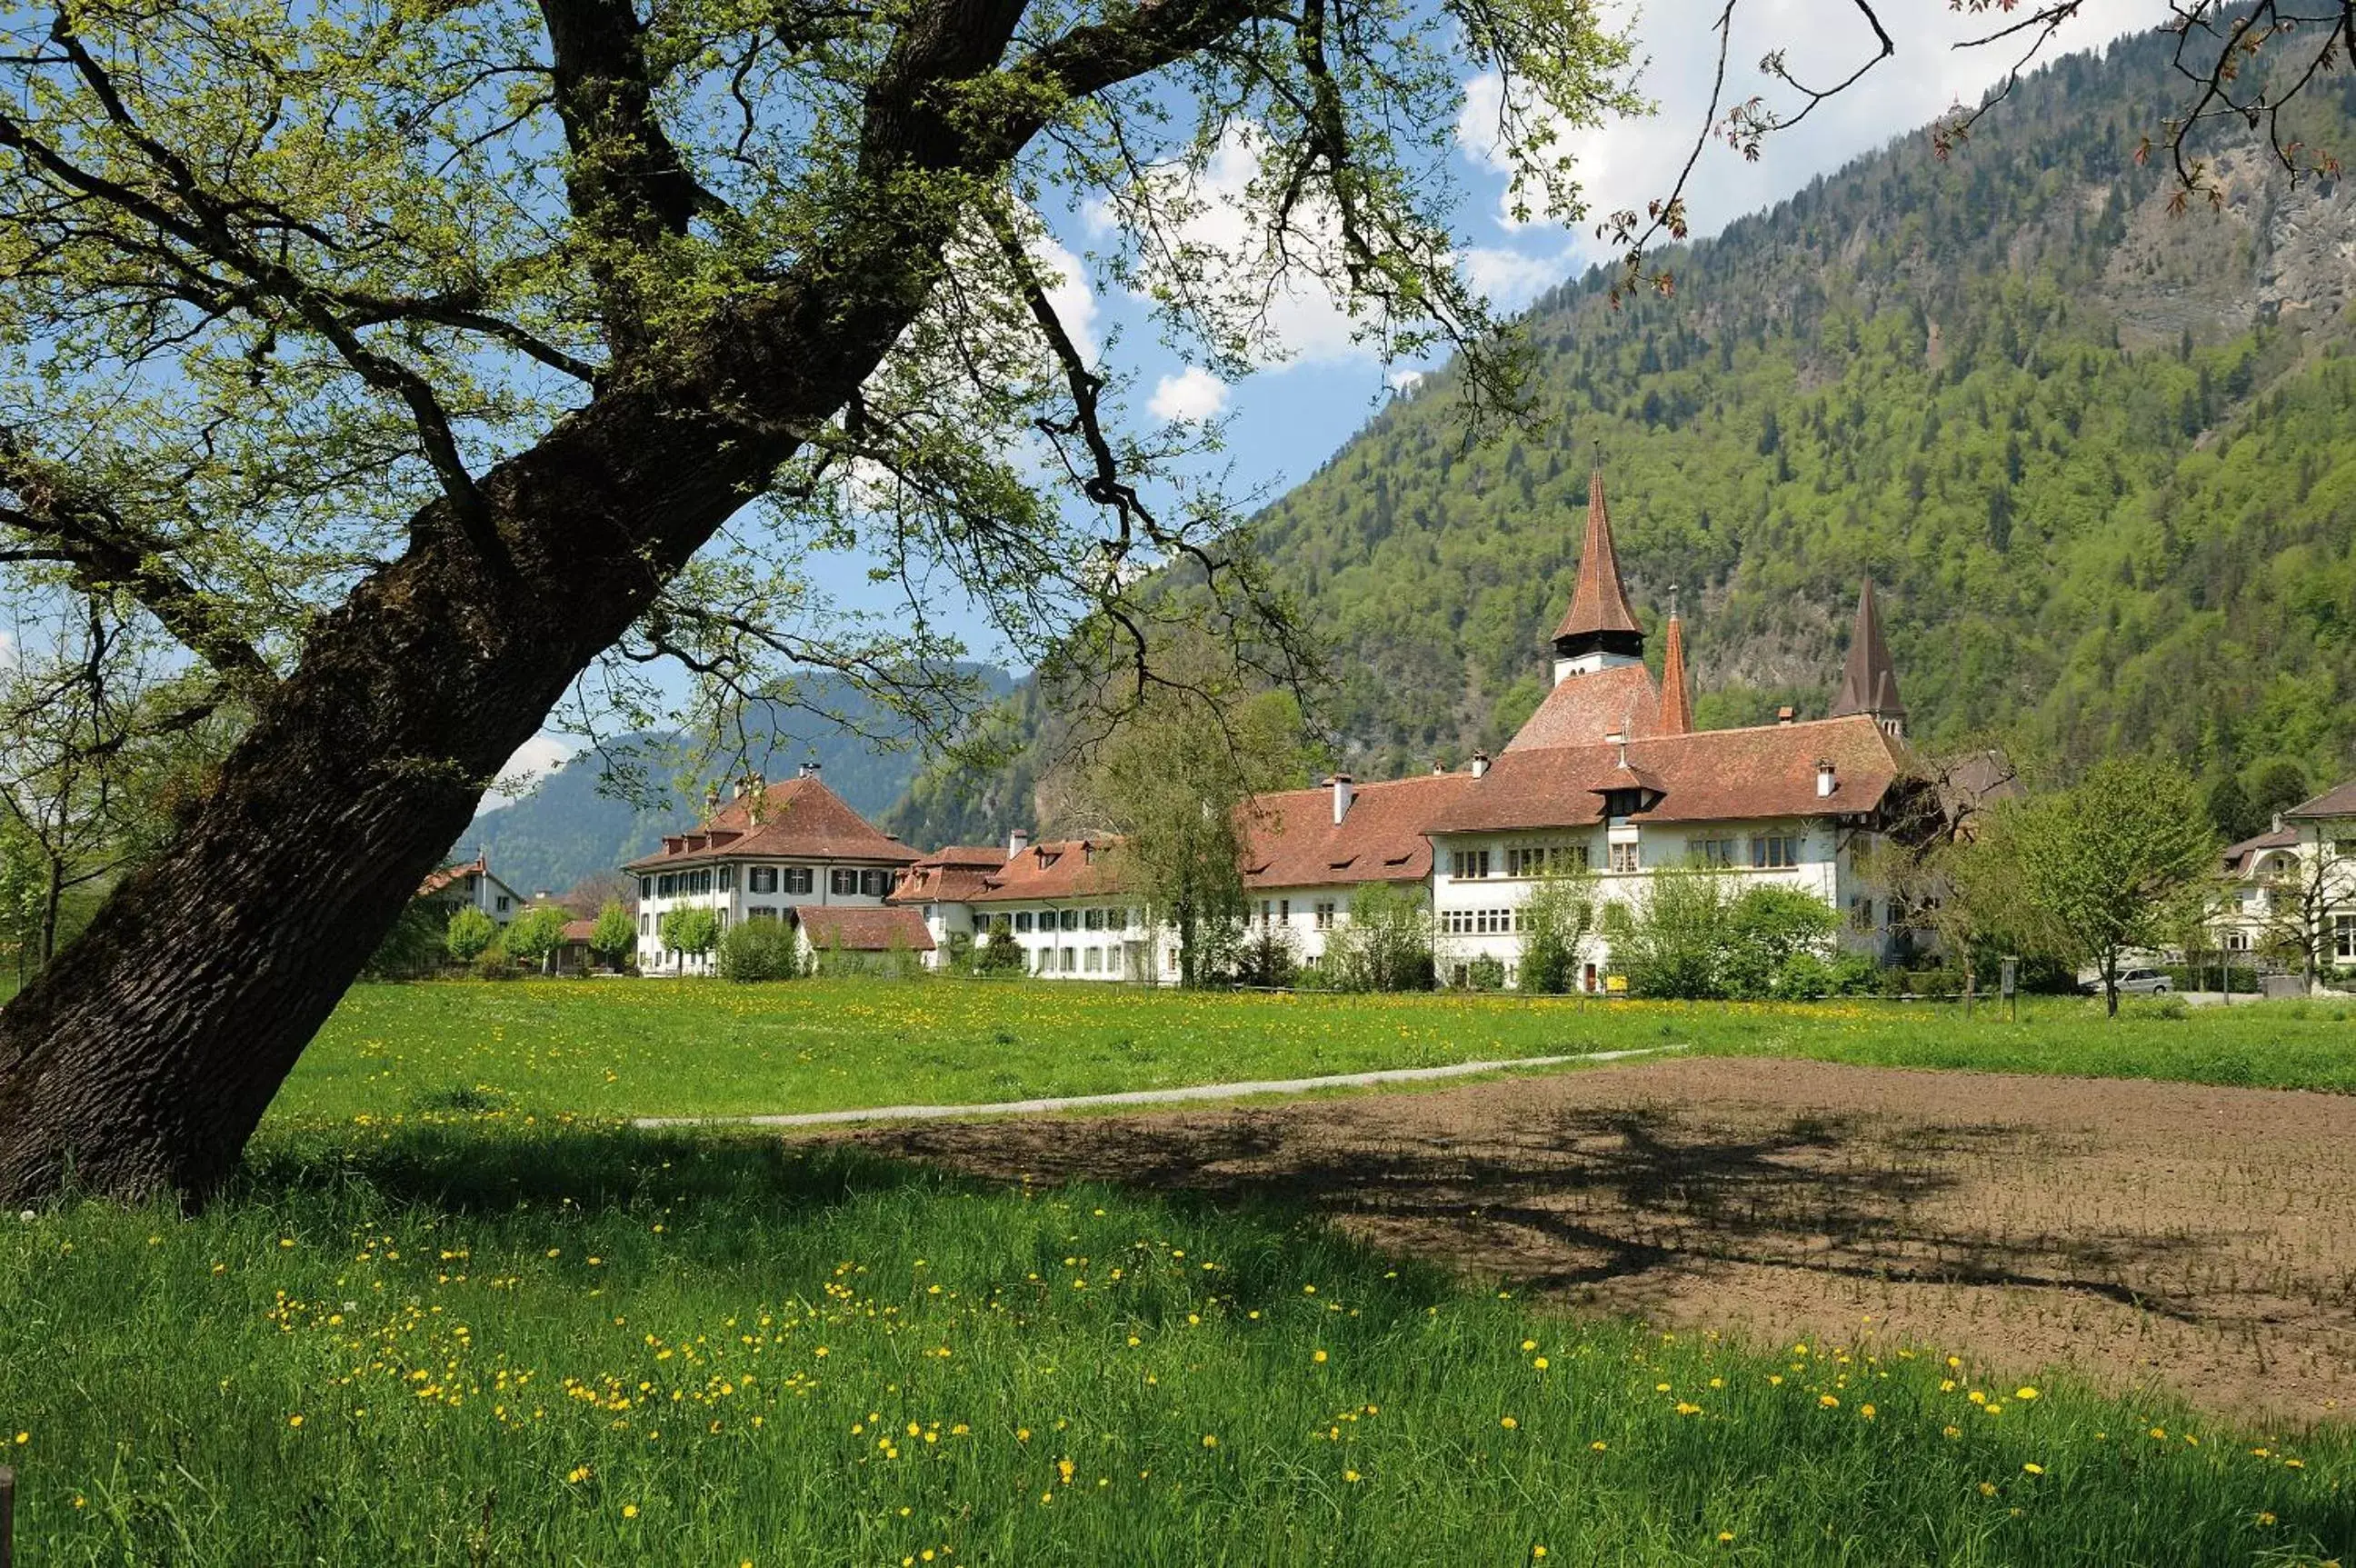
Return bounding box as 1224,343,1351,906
891,24,2356,847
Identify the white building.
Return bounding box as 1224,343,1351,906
416,854,522,924
2212,783,2356,977
1420,471,1912,987
623,764,924,974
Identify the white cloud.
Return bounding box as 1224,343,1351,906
1386,367,1427,393
481,732,574,812
1030,234,1100,365
1149,365,1230,422
1462,245,1574,310
1478,0,2172,260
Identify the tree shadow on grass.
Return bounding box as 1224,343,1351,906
843,1100,2214,1323
236,1117,942,1220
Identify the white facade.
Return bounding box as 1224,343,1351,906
634,858,905,974
1428,819,1874,990
2209,804,2356,974
970,899,1163,981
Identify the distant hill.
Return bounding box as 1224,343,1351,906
465,669,1011,895
885,23,2356,849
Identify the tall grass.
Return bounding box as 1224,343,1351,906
4,1120,2347,1565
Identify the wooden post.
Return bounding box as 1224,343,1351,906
2,1462,15,1568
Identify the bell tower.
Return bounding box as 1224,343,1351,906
1550,470,1647,684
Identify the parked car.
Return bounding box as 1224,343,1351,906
2081,967,2171,995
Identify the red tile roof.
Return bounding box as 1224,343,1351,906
559,919,598,944
1503,663,1662,752
889,846,1012,905
624,775,917,871
2287,778,2356,820
1430,714,1908,833
794,904,936,952
1656,613,1693,736
1552,471,1644,642
416,856,486,898
1240,774,1478,888
964,839,1125,904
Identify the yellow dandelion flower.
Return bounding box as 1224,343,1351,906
1313,1350,1328,1363
2257,1513,2278,1526
1202,1434,1218,1448
1859,1404,1876,1420
1818,1394,1839,1409
288,1415,304,1428
1942,1426,1962,1439
1718,1532,1736,1543
622,1504,638,1519
2022,1463,2044,1475
1533,1356,1550,1371
1500,1416,1518,1430
1589,1441,1607,1452
1343,1469,1361,1483
2015,1387,2040,1401
1978,1483,1998,1498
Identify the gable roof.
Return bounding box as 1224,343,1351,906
1552,471,1644,644
1504,662,1662,752
889,845,1012,905
1430,714,1909,834
2286,778,2356,820
2221,824,2299,875
1241,773,1479,889
624,774,917,871
416,856,487,899
965,838,1125,904
794,904,935,952
1830,578,1906,721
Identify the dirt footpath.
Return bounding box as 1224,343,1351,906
838,1056,2356,1426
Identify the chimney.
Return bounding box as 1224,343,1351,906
1817,759,1837,798
1328,774,1355,824
797,759,821,779
1471,752,1490,779
1605,730,1628,771
1008,827,1031,857
1777,706,1795,725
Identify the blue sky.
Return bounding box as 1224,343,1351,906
490,0,2172,801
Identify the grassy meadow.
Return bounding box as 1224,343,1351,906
5,1120,2351,1566
6,979,2355,1563
279,977,2356,1125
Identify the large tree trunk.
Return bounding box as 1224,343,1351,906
0,317,909,1209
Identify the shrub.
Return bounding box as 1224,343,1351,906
1460,954,1506,992
1234,924,1300,988
972,934,1026,976
716,918,799,982
1616,873,1841,1000
444,905,497,964
1722,884,1838,1000
471,943,520,980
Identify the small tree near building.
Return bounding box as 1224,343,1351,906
444,906,497,964
659,907,722,972
504,906,571,973
589,901,637,972
1994,758,2215,1017
1323,883,1435,993
1517,867,1601,994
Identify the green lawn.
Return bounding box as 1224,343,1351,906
5,1119,2349,1565
278,978,2356,1125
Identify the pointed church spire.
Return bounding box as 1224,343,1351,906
1552,471,1645,670
1831,577,1907,737
1657,586,1693,736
